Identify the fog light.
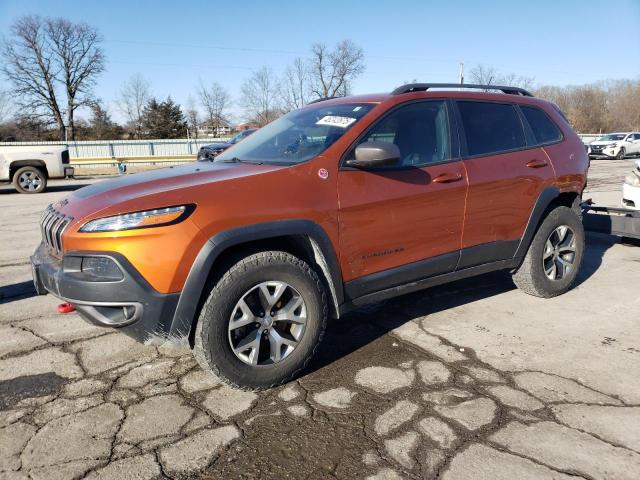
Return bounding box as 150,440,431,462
81,256,123,282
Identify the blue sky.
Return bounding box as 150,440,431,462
1,0,639,122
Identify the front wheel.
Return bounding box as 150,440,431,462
193,251,328,390
616,148,626,160
13,166,47,194
512,206,585,298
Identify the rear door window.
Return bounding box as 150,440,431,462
457,101,526,157
520,105,563,145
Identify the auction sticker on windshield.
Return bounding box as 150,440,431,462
316,116,357,128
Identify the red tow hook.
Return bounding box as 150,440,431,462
57,303,76,314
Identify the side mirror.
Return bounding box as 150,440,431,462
346,141,401,169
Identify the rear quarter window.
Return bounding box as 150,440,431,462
520,105,563,145
457,101,526,157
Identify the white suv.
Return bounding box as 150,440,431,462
588,132,640,160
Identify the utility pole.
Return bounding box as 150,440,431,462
459,62,464,84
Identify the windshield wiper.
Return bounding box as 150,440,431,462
221,157,264,165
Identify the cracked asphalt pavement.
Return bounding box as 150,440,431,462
1,160,640,479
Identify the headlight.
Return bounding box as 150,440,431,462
607,143,618,148
79,205,194,232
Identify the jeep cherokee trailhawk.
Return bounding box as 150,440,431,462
31,83,589,389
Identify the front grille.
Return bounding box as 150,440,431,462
40,207,72,256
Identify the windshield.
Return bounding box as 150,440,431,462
215,103,375,164
229,129,253,144
599,134,626,141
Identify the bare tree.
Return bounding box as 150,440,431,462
566,85,608,133
1,15,105,140
468,64,500,86
535,85,572,114
280,57,310,111
534,81,637,133
499,73,535,91
309,40,365,99
117,73,151,139
241,67,280,126
197,80,230,135
46,18,105,139
185,95,200,139
2,16,66,139
0,91,12,123
469,64,534,90
605,80,640,132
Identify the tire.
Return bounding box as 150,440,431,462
193,251,328,390
512,206,585,298
13,166,47,194
616,148,626,160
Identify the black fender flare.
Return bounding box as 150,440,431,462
168,219,344,342
513,185,560,259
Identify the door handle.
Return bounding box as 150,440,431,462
526,159,548,168
433,172,463,183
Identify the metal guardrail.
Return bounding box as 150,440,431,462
579,134,603,144
70,155,195,164
0,138,230,159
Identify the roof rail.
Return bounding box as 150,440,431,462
391,83,534,97
308,96,339,104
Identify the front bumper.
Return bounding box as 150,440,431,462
31,243,180,344
589,147,620,158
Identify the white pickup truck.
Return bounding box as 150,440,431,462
0,145,74,193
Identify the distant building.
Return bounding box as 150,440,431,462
196,121,232,137
234,122,259,132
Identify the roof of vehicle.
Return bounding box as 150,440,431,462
305,83,550,109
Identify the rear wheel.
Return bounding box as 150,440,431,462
193,251,327,390
13,166,47,194
616,147,626,160
512,206,584,298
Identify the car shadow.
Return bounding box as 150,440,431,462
574,232,619,287
0,280,36,304
0,183,91,195
307,233,617,375
308,270,515,375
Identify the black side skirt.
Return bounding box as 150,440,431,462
342,240,521,314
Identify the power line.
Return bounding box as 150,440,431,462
106,38,577,76
109,59,254,71
106,39,303,56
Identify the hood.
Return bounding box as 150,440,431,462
590,140,620,146
56,161,285,221
202,142,230,150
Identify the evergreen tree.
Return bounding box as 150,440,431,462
87,102,123,139
141,97,187,139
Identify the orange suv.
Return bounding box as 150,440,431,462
31,84,589,389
